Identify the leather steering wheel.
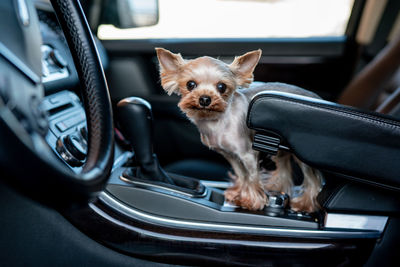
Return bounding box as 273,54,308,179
0,0,114,207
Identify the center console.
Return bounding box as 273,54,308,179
42,90,389,242
43,91,321,229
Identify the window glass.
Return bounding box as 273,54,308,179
98,0,355,40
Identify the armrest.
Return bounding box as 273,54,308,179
247,91,400,190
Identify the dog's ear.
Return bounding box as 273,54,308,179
229,49,262,88
155,47,185,95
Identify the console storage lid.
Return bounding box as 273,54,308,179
246,91,400,190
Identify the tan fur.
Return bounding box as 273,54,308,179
265,151,294,193
178,87,227,120
290,157,323,212
156,47,323,212
225,172,267,210
230,50,262,87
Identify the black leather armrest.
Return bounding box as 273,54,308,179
247,91,400,190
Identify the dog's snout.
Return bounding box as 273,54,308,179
199,95,211,107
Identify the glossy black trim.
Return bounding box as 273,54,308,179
103,37,347,57
64,195,377,266
99,191,382,239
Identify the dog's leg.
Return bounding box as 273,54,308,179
265,152,294,194
200,135,247,206
223,151,266,210
237,152,267,210
223,153,246,205
290,157,323,213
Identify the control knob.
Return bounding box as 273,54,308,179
265,191,289,216
56,134,87,167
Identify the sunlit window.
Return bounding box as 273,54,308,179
98,0,355,40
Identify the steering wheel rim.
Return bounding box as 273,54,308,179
50,0,114,176
0,0,114,207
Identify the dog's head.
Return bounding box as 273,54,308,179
156,48,261,121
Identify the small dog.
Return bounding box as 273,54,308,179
155,47,323,212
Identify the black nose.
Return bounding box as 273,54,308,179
199,95,211,107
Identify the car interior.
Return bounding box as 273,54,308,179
1,0,400,266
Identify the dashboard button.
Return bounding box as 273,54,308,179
48,96,60,104
63,114,84,129
55,114,84,133
56,121,68,132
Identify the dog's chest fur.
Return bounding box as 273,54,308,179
194,91,253,156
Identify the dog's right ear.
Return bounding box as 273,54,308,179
155,48,184,95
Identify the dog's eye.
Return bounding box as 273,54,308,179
217,82,227,94
186,80,197,91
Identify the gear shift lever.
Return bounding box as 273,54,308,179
117,97,174,184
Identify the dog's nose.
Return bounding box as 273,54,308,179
199,95,211,107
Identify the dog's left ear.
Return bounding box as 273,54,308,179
230,49,262,88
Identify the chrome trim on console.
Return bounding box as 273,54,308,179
119,175,208,198
41,45,69,83
89,202,333,250
200,180,232,189
325,213,388,232
99,191,383,239
112,151,133,171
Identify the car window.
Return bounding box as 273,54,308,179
98,0,355,40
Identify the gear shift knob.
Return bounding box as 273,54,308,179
117,97,154,164
117,97,174,184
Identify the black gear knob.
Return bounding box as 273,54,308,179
117,97,154,164
117,97,174,184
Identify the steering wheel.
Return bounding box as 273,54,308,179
0,0,114,207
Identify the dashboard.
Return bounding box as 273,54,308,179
36,2,108,93
36,4,79,93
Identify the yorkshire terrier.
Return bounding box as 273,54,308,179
155,47,323,212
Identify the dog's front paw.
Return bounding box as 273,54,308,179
239,183,267,210
225,182,267,211
224,185,241,205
